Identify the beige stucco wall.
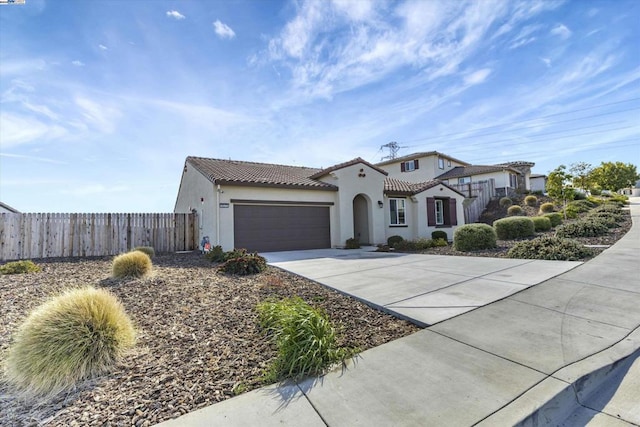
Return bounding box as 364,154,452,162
530,176,546,193
380,154,466,183
317,162,387,246
174,162,217,248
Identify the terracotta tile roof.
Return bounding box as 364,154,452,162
186,156,337,190
436,165,520,180
376,151,470,167
309,157,388,179
384,177,464,197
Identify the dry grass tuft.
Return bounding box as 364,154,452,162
112,251,152,278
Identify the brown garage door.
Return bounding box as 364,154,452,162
233,205,331,252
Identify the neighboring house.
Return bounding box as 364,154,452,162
377,151,470,182
530,174,547,193
434,165,522,197
174,156,466,252
0,202,20,213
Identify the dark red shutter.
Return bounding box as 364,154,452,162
400,162,405,172
427,197,436,226
414,159,419,169
449,198,458,226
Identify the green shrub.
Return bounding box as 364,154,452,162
507,236,594,261
524,195,538,206
567,200,594,213
112,251,152,278
432,238,448,247
220,253,267,275
223,248,250,261
544,212,563,227
431,230,448,241
493,217,535,240
555,220,608,238
204,245,225,262
387,235,404,248
539,202,555,214
345,238,360,249
257,297,351,381
532,216,552,232
587,211,623,228
453,224,497,251
593,204,622,213
0,260,41,275
132,246,155,258
4,287,135,397
507,205,524,216
394,239,418,252
499,197,513,207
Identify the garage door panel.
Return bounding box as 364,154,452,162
234,205,331,252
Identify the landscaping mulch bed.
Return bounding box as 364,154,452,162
0,255,419,426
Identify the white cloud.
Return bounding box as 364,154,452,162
551,23,572,39
540,57,551,67
0,113,67,148
75,97,122,133
166,10,185,20
464,68,492,86
72,60,85,67
99,44,108,50
213,20,236,39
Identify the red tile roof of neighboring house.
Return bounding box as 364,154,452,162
376,151,470,167
435,165,520,180
384,177,465,197
309,157,388,179
186,156,337,190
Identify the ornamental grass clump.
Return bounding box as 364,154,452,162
257,297,351,381
112,251,152,279
453,224,497,252
0,260,41,275
539,202,555,214
4,287,135,397
507,236,594,261
499,197,513,207
132,246,155,258
493,217,535,240
507,205,524,216
524,195,538,206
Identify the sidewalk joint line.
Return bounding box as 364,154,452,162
296,383,329,427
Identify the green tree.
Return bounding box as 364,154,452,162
591,162,639,191
569,162,593,192
547,165,575,219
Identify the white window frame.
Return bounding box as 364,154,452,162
438,157,445,169
389,198,407,225
458,176,471,184
404,161,415,172
435,199,444,225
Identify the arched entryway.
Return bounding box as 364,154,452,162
352,194,370,245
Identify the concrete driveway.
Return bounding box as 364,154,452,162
264,248,582,326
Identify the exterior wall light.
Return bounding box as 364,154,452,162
378,200,384,208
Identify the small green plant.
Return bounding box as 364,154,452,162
544,212,563,227
257,297,352,381
431,230,448,241
393,239,418,252
345,238,360,249
507,236,594,261
499,197,513,207
0,260,41,275
4,287,135,397
539,202,555,214
555,220,609,238
415,238,434,250
132,246,155,258
524,195,538,206
432,238,448,247
220,253,267,275
204,245,225,262
387,235,404,247
493,217,535,240
112,251,152,278
453,224,497,251
507,205,524,216
532,216,552,232
223,248,250,261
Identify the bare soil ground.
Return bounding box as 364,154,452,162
0,255,419,426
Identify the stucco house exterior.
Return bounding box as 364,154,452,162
530,174,547,193
174,156,466,252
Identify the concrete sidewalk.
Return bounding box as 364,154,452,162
158,198,640,426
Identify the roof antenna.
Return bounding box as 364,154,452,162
380,141,405,161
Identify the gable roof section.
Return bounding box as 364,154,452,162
186,156,337,191
436,165,521,180
309,157,388,179
376,151,470,167
384,177,465,197
0,201,20,213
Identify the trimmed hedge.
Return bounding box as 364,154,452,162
544,212,563,227
499,197,513,207
453,224,497,252
555,220,608,238
387,235,404,248
220,253,267,275
532,216,552,232
539,202,555,214
493,217,535,240
507,236,594,261
431,230,448,241
345,238,360,249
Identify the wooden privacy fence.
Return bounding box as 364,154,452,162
449,179,496,224
0,213,197,261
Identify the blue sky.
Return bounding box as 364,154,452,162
1,0,639,213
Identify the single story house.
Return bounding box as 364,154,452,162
530,174,547,193
174,156,466,252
